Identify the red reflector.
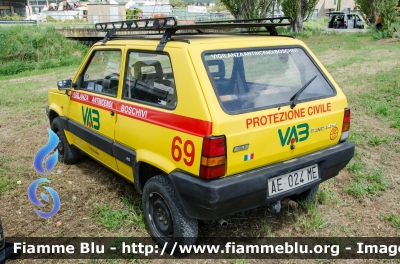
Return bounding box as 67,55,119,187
344,109,351,124
202,137,226,157
200,164,226,179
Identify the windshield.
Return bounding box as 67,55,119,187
203,47,335,114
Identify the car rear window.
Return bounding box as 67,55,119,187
203,47,335,114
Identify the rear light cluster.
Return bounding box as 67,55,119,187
340,108,350,141
199,136,226,179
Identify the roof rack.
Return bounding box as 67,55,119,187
95,16,293,51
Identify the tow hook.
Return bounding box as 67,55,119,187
217,218,228,228
282,198,298,208
268,200,281,213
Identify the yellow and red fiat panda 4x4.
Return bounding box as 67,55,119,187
47,17,354,250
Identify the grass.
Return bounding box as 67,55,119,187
380,212,400,230
0,156,16,193
298,198,329,232
91,197,145,231
349,131,398,147
345,150,388,198
289,189,332,233
261,218,275,237
344,168,388,199
0,65,76,111
357,68,400,129
0,25,88,76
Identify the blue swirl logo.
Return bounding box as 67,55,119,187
29,128,60,218
33,128,58,174
28,178,60,218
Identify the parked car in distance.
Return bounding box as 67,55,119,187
327,11,364,29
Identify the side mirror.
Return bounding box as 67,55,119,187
57,79,72,90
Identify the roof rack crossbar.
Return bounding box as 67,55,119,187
95,16,294,48
95,17,178,32
195,16,293,25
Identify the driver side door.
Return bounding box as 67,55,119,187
67,48,124,171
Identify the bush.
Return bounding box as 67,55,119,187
0,61,35,75
374,0,398,36
0,26,89,76
1,14,24,21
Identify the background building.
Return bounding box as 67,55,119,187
0,0,26,16
314,0,356,18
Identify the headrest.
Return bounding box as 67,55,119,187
207,60,225,79
133,60,163,80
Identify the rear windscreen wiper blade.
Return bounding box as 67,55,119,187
289,75,317,109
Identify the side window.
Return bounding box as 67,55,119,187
123,52,177,108
80,50,122,97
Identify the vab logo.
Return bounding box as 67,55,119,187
278,123,309,147
82,106,100,130
29,128,60,218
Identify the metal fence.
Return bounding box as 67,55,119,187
0,20,38,26
0,13,235,29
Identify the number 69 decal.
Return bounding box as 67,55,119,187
171,136,195,167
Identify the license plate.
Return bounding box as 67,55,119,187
268,164,319,196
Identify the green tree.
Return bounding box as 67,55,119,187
374,0,398,34
211,1,227,12
219,0,280,19
281,0,318,32
126,8,142,20
355,0,378,25
170,0,185,7
336,0,341,11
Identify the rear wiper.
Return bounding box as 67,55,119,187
289,75,317,109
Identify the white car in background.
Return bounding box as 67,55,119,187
25,13,46,22
327,11,364,29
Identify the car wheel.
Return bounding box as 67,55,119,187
143,175,198,255
51,117,79,164
290,184,319,202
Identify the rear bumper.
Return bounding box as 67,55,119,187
168,142,355,220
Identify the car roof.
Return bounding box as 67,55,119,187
327,11,345,14
95,34,300,48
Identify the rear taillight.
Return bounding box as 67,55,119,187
199,136,226,179
340,108,350,141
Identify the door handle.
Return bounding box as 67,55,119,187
110,110,115,116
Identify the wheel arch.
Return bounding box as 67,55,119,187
48,109,59,124
47,104,62,124
133,149,176,194
134,160,167,195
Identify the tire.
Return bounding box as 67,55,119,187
51,117,79,164
143,175,198,255
290,184,319,202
